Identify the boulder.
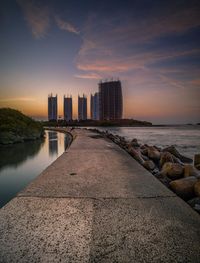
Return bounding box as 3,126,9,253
187,197,200,213
130,138,140,147
169,176,198,200
143,160,155,171
147,146,161,161
196,164,200,171
184,164,200,178
163,145,192,163
152,168,160,175
141,154,149,161
128,147,144,164
154,172,172,187
194,180,200,197
160,152,180,167
153,145,162,151
194,154,200,170
161,162,183,180
140,146,148,156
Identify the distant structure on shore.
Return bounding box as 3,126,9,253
78,94,87,120
63,96,72,121
48,94,57,121
47,79,123,121
99,80,123,120
90,92,99,120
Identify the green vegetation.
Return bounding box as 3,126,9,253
0,108,44,145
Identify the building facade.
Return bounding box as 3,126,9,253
48,94,57,121
99,80,123,120
63,96,72,121
78,95,87,120
90,92,99,120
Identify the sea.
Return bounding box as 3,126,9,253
88,125,200,159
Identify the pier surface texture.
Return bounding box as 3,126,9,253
0,129,200,263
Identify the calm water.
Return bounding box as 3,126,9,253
89,126,200,159
0,131,69,208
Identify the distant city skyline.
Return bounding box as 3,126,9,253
0,0,200,124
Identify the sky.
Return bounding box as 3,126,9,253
0,0,200,124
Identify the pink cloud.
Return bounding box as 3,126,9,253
17,0,50,39
55,16,80,34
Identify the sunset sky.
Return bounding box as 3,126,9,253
0,0,200,124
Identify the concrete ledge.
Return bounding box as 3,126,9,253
0,129,200,262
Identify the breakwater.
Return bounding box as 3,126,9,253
87,128,200,214
0,128,200,262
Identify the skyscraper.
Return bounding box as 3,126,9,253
78,95,87,120
48,94,57,121
63,96,72,121
99,80,123,120
90,92,99,120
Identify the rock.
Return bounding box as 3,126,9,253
143,160,155,171
128,147,144,164
154,172,172,187
161,162,183,180
130,138,140,147
194,154,200,170
140,146,148,156
147,146,161,161
163,145,192,163
152,168,160,175
169,176,198,200
194,180,200,197
160,152,180,168
184,164,200,178
196,164,200,171
153,145,162,151
187,197,200,213
141,154,149,161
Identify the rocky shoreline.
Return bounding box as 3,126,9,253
87,128,200,214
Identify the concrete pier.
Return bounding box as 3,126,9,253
0,129,200,262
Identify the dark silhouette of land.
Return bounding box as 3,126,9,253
42,118,152,127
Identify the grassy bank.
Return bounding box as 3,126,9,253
0,108,44,145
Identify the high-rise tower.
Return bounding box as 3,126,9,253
48,94,57,121
63,96,72,121
78,95,87,120
90,92,99,120
99,80,123,120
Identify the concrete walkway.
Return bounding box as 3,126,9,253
0,129,200,263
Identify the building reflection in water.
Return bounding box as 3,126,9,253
48,132,58,156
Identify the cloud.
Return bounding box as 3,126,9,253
74,2,200,99
17,0,50,39
74,73,101,79
0,97,36,102
191,79,200,86
55,16,79,34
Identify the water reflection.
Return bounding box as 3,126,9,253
48,132,58,156
0,131,68,208
0,139,44,171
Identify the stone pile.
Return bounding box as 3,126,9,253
87,128,200,214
